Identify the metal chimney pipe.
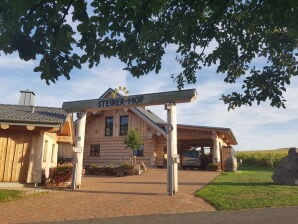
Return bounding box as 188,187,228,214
18,90,35,106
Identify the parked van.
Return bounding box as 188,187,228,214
181,150,201,169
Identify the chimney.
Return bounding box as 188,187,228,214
19,90,35,106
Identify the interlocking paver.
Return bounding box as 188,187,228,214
0,169,219,224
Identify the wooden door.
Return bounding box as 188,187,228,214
0,132,31,182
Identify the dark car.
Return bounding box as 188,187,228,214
181,150,201,169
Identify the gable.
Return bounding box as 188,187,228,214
98,88,167,136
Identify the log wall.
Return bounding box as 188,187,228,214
83,109,165,166
0,129,64,183
0,130,31,182
41,133,59,178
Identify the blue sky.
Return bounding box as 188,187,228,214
0,48,297,151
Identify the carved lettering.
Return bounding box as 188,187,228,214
97,96,143,108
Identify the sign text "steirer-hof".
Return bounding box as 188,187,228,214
62,89,197,112
98,96,144,108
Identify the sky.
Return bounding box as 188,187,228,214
0,48,297,151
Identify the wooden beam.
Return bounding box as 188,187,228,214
0,124,9,129
178,134,212,140
57,135,73,144
62,89,197,112
46,127,60,133
26,125,35,131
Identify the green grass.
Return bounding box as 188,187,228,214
0,189,23,203
196,167,298,210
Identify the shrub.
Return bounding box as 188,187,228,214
207,163,218,171
49,165,73,185
120,163,133,170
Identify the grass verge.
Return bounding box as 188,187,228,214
196,167,298,210
0,189,23,203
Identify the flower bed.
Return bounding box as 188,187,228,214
84,164,134,177
47,163,73,187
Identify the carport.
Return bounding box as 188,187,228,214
177,124,238,170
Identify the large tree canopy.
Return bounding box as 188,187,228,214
0,0,297,109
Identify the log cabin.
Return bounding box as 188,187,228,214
79,88,238,170
0,90,74,183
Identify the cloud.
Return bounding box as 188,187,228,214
0,46,297,151
0,54,35,68
70,66,128,98
32,59,129,106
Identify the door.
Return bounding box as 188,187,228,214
0,131,32,182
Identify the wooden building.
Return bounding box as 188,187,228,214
80,88,237,170
0,90,73,183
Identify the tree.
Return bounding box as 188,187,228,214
0,0,297,109
124,128,142,165
124,128,142,163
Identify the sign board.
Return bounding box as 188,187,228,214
73,146,82,153
62,89,197,112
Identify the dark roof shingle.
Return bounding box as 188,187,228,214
0,104,67,125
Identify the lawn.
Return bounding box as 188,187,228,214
196,168,298,210
0,189,23,203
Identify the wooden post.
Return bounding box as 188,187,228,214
73,112,86,188
62,89,197,193
166,103,178,195
212,131,220,165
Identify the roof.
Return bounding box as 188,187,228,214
99,88,167,136
135,107,166,125
98,88,237,143
132,107,167,136
0,104,67,126
178,124,238,145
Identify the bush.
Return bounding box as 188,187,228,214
207,163,218,171
49,165,73,186
120,163,133,170
236,149,288,169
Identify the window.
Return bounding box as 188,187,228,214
105,117,113,136
90,144,100,157
120,116,128,136
43,140,48,162
51,144,56,163
133,144,144,157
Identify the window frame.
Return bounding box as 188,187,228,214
90,144,101,157
43,140,48,162
119,115,129,136
51,144,56,163
133,144,144,157
105,117,114,136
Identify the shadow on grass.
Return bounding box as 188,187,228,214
238,166,274,172
207,181,273,187
104,181,207,186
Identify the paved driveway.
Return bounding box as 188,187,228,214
0,169,219,224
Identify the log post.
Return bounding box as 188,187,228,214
212,131,220,165
0,124,9,129
73,112,86,188
166,103,178,195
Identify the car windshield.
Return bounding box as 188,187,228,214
183,151,199,157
